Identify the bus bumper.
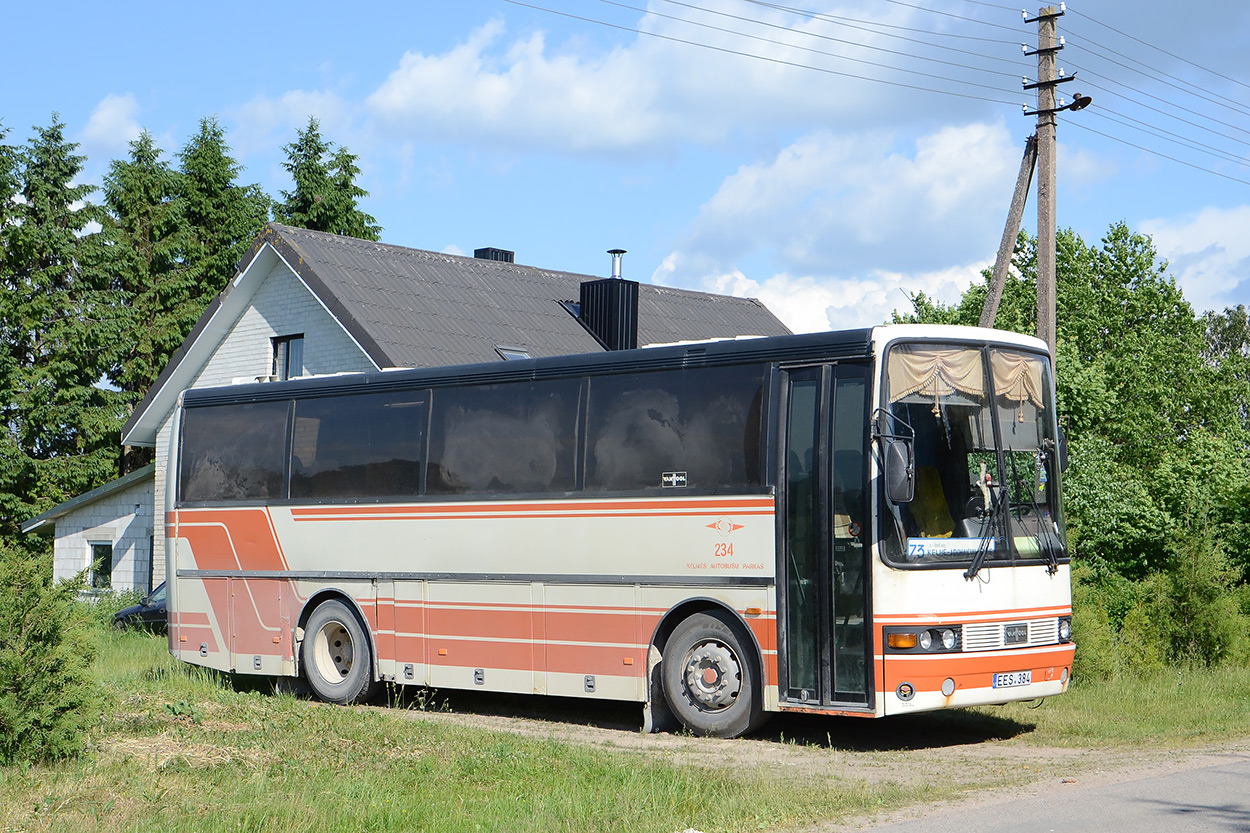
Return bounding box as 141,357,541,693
883,643,1075,715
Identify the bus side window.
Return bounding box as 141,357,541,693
180,401,289,503
585,365,764,492
427,379,579,495
290,392,425,499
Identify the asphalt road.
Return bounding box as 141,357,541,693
858,750,1250,833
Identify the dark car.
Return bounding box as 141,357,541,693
112,581,167,633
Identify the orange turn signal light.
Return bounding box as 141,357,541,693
888,632,919,650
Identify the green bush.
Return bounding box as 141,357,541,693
1146,533,1249,668
1070,563,1118,682
1072,526,1249,677
0,545,100,764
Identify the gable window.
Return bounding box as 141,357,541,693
90,542,113,590
273,335,304,381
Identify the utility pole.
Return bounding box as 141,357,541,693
1008,4,1089,359
1030,6,1062,358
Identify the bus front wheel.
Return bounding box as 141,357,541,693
301,599,379,705
661,611,761,738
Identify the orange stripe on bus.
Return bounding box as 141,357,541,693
546,643,647,677
289,497,774,518
884,645,1075,693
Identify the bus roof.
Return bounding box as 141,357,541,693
180,325,1046,407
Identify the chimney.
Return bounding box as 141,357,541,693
578,248,638,351
474,247,515,263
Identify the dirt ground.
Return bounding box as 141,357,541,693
386,689,1248,830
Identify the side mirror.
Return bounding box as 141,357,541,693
1057,427,1069,472
885,438,915,504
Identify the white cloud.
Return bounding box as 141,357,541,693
654,253,988,333
685,260,985,330
366,20,665,152
80,93,142,155
1141,205,1250,313
363,4,988,154
670,121,1017,276
649,121,1016,332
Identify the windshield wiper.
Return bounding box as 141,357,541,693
964,480,1009,581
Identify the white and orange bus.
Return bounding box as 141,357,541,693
165,324,1074,737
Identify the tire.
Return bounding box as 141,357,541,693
301,599,379,705
661,611,762,738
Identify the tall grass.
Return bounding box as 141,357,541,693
5,625,1249,833
1,630,932,833
985,665,1250,747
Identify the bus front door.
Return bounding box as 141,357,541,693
781,364,870,708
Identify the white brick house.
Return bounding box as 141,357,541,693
26,223,790,589
23,465,156,592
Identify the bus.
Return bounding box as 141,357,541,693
165,324,1074,738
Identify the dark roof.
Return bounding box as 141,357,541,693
122,224,790,442
22,464,155,534
269,224,790,367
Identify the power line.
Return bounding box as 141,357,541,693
740,0,1020,45
1076,78,1250,145
1065,34,1250,117
1068,120,1250,187
613,0,1023,85
654,0,1030,74
956,0,1018,10
502,0,1021,107
1088,108,1250,169
1068,8,1250,94
864,0,1025,35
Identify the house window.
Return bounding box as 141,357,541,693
90,542,113,590
273,335,304,381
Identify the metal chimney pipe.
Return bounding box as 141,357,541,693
608,248,626,279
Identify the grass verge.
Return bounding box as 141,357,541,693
1,630,933,833
4,627,1249,833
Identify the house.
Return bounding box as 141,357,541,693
25,223,790,590
22,464,156,592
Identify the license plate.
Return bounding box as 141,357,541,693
1004,623,1028,645
993,670,1032,688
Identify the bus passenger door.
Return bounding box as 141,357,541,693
780,364,870,708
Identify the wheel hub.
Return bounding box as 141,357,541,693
683,640,741,710
314,620,355,681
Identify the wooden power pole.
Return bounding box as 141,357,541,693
1030,6,1062,358
981,134,1038,329
982,4,1088,356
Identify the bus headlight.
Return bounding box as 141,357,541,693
1058,617,1072,643
885,627,961,652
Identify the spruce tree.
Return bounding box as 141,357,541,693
0,116,125,547
90,131,191,397
274,117,381,240
178,116,270,305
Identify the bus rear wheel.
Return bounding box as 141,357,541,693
301,599,379,705
662,611,762,738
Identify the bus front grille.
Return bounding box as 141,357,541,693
962,618,1060,651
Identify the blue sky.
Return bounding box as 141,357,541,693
3,0,1248,333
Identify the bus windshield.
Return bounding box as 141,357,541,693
881,342,1066,571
